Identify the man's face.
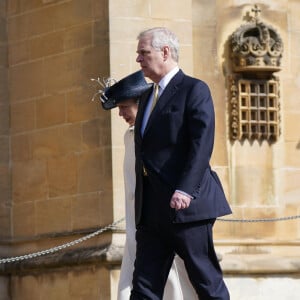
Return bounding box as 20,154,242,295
136,36,164,82
117,99,138,126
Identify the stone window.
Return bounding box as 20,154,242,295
230,77,280,141
228,5,283,143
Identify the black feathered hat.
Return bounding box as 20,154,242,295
100,70,151,110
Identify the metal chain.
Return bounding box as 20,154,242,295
1,214,300,264
0,218,125,265
217,214,300,222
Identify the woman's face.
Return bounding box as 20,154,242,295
117,99,138,126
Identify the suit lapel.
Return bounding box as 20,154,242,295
135,86,153,140
144,70,185,134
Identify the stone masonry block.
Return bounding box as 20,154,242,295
0,68,8,104
31,128,61,159
53,0,92,30
285,141,300,166
240,207,277,238
0,164,10,203
280,80,299,111
78,46,108,83
151,0,192,19
8,40,29,66
10,275,40,300
11,133,32,162
38,272,69,300
69,268,107,299
35,197,72,235
59,123,83,154
289,0,300,30
233,166,276,206
47,154,78,198
212,107,228,165
0,136,9,163
12,159,48,204
0,105,9,135
31,124,81,159
214,218,234,239
109,0,149,18
275,205,299,240
0,0,6,17
101,146,113,187
10,101,35,133
0,18,6,44
109,18,147,43
9,61,44,101
12,202,35,238
232,141,274,168
7,0,17,16
7,13,28,42
66,88,100,123
64,23,92,51
0,276,10,300
43,52,81,94
0,204,11,238
81,119,101,150
98,115,112,147
82,117,111,151
78,149,111,194
284,112,300,141
72,192,112,231
92,0,108,19
27,7,55,37
0,45,7,66
36,93,66,129
10,267,111,300
29,31,64,60
93,19,109,46
282,168,300,204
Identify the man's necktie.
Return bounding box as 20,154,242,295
140,83,160,136
150,83,159,112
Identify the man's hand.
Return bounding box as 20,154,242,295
170,191,192,211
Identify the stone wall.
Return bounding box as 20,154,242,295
0,0,299,299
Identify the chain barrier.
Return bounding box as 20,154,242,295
1,214,300,265
217,214,300,223
0,218,125,265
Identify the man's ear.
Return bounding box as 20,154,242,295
162,46,170,60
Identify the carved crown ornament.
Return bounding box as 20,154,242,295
230,4,283,73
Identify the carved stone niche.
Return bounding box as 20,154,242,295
228,5,283,142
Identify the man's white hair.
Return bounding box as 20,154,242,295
137,27,179,62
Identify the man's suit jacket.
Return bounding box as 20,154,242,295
134,69,231,226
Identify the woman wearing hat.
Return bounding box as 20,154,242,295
99,71,197,300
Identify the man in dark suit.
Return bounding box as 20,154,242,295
130,27,232,300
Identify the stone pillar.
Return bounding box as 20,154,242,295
0,0,11,297
1,0,117,299
0,0,10,240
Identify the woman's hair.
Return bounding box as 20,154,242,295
137,27,179,62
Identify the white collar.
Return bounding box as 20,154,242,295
158,66,179,91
